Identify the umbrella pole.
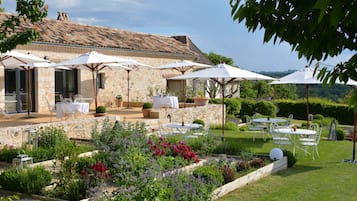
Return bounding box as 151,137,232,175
221,83,225,142
306,84,309,127
92,71,97,108
126,69,131,109
26,69,31,118
353,112,357,162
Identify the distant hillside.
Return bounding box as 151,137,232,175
259,70,353,102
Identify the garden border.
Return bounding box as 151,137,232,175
211,156,287,200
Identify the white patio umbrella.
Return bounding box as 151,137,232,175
51,51,135,108
107,61,152,109
170,63,276,140
270,66,357,125
156,60,211,103
156,60,211,74
0,51,51,117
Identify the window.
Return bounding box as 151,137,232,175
97,73,105,89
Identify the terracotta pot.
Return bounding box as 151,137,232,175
193,97,209,106
116,100,123,107
94,113,107,117
142,109,152,118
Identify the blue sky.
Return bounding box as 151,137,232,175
1,0,354,72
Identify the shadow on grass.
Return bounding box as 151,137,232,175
223,136,271,149
276,164,322,177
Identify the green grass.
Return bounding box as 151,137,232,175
214,129,357,201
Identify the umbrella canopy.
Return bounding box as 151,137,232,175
271,66,357,125
0,51,51,117
156,60,210,74
51,51,135,108
107,61,152,109
170,63,276,140
156,60,211,103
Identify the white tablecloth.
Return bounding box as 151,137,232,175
152,96,179,109
56,102,89,119
166,123,202,134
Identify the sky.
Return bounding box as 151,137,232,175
1,0,355,72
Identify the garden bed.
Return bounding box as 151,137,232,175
211,156,287,200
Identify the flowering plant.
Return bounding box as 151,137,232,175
80,161,110,192
148,137,199,163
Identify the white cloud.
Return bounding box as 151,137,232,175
49,0,81,9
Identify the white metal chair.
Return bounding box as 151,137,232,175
246,116,268,142
300,124,321,160
270,123,292,148
45,96,56,122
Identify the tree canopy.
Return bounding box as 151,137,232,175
230,0,357,84
0,0,48,53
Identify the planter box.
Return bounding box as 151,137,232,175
211,156,287,200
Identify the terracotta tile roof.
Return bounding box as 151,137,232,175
0,12,198,57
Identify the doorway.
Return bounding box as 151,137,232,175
4,69,34,113
55,69,78,102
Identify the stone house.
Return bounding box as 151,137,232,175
0,12,212,113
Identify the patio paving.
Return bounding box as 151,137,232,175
0,107,147,128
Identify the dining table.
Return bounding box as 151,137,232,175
56,102,89,119
152,95,179,109
165,123,202,134
252,117,287,124
273,128,317,156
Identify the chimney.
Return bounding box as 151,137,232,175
57,12,70,21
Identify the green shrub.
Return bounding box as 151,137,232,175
313,114,324,120
283,150,297,168
0,146,23,163
63,179,86,201
75,157,97,173
37,126,67,149
0,166,52,194
213,141,248,155
224,98,242,117
192,165,224,186
336,128,346,141
27,147,55,163
185,97,194,103
220,165,236,184
255,101,276,117
95,105,106,113
142,102,153,109
192,119,205,127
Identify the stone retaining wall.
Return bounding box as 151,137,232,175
0,116,119,148
155,104,224,127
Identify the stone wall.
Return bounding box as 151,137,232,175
0,116,118,148
150,104,224,129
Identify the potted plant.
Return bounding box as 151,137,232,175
142,102,153,118
193,91,209,106
115,95,123,107
94,105,106,117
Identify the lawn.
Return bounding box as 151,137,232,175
214,128,357,201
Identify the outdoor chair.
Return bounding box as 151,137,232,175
299,123,319,143
270,123,292,148
246,116,268,142
45,96,56,122
73,94,83,103
299,124,321,160
192,122,210,136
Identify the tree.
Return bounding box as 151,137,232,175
230,0,356,84
0,0,48,53
230,0,357,161
204,52,237,98
205,52,234,65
